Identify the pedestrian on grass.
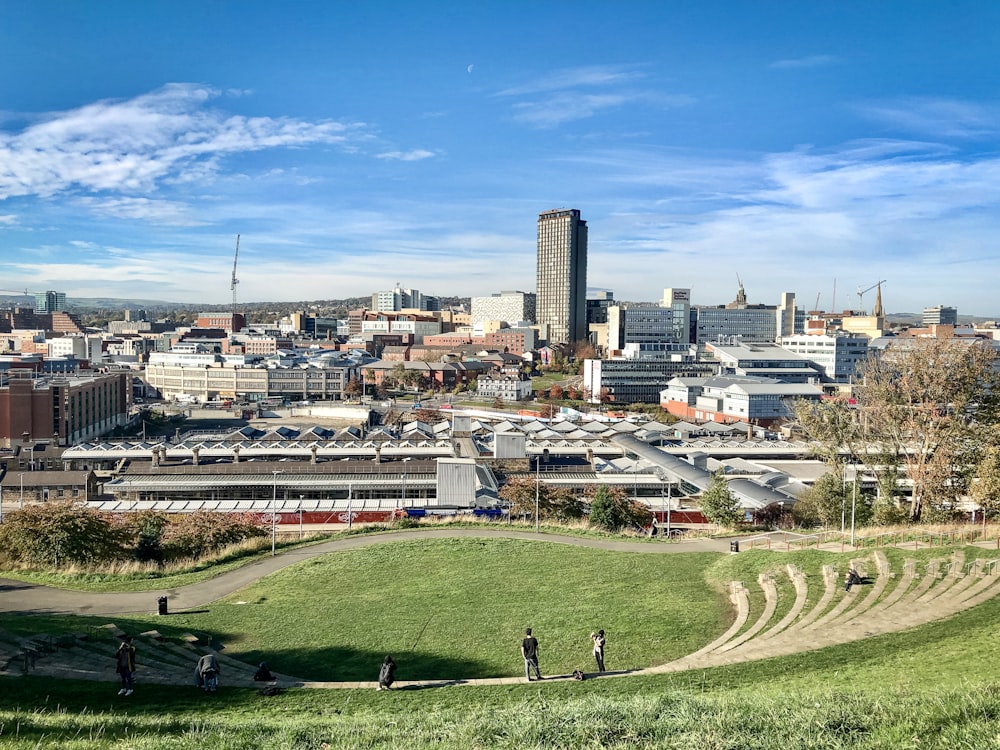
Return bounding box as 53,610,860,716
195,653,221,692
521,628,541,682
115,635,136,696
253,662,275,682
377,655,396,691
591,629,606,672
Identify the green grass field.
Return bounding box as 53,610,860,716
3,535,1000,748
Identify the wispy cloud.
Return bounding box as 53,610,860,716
496,64,692,128
0,83,371,201
375,149,436,161
73,197,204,226
856,96,1000,139
511,91,693,129
497,65,641,97
769,54,837,69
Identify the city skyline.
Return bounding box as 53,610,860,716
2,3,1000,315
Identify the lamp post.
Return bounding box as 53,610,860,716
348,482,353,529
19,473,24,509
534,455,540,533
270,470,283,556
850,468,858,548
299,494,304,540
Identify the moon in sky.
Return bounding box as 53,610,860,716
467,64,474,73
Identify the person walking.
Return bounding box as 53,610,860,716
195,653,221,692
591,629,606,672
115,635,136,696
521,628,541,682
377,655,397,691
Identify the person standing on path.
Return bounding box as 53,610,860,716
377,655,397,691
591,629,606,672
115,635,136,696
521,628,541,682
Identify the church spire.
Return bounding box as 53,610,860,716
873,282,884,319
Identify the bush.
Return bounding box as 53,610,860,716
0,502,129,567
159,512,265,560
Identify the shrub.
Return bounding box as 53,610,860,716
0,502,129,567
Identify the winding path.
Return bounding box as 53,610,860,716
5,531,998,691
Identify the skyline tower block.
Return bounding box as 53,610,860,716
536,208,588,344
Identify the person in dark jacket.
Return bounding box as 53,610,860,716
377,655,396,691
253,662,275,682
521,628,541,682
115,635,136,696
195,653,221,692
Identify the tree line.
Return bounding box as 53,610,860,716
794,337,1000,525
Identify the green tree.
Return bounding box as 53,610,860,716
588,486,648,532
549,488,586,523
699,471,743,528
971,441,1000,521
791,468,848,528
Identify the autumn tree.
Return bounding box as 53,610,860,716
0,502,129,566
549,384,564,401
344,377,363,399
796,338,1000,521
499,477,550,523
971,439,1000,521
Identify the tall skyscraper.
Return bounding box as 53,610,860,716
536,208,588,344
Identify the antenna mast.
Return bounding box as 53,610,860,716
230,234,240,321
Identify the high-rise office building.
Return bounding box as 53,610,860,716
923,305,958,326
35,291,67,313
536,208,587,344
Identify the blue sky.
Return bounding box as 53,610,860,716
1,1,999,315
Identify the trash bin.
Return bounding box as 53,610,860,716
157,596,168,615
730,540,740,554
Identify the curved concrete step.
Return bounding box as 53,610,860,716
713,574,778,654
750,564,808,644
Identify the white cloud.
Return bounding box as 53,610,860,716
512,92,693,128
856,97,1000,139
0,214,16,225
0,83,371,200
769,54,838,69
497,65,642,97
375,149,436,161
73,197,205,226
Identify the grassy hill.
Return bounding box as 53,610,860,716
2,534,999,749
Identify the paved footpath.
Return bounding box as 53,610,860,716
0,529,732,616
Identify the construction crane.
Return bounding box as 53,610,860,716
230,235,240,320
856,280,886,314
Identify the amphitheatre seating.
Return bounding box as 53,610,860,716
0,624,306,687
646,551,1000,675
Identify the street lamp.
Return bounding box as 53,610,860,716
534,455,540,533
299,494,304,540
348,482,353,529
271,470,283,555
19,473,24,509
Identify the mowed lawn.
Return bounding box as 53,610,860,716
157,538,727,681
